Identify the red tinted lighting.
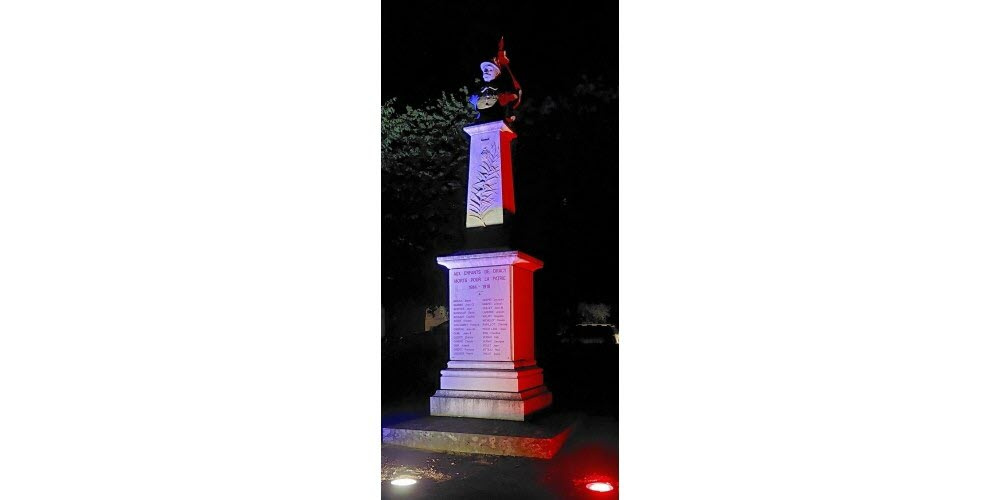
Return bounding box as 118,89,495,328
585,481,614,492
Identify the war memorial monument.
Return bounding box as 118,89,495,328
382,40,574,459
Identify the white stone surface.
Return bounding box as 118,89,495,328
446,360,536,370
430,387,553,421
438,366,544,392
448,264,511,361
463,121,514,228
438,251,542,364
437,251,541,270
432,251,551,420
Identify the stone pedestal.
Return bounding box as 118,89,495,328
463,121,516,228
430,251,551,421
382,412,579,459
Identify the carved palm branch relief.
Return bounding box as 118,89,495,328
467,144,501,227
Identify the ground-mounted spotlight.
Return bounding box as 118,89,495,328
390,478,417,486
585,481,614,492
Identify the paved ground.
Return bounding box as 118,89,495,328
381,414,619,499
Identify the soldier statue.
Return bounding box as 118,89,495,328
469,38,523,126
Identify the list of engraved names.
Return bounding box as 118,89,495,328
449,265,511,361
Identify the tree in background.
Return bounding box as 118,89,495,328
381,90,473,331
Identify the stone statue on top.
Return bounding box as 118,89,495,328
469,37,523,126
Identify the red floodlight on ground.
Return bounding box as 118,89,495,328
585,481,614,492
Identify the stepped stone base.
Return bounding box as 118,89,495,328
430,360,552,420
381,412,578,459
430,385,552,421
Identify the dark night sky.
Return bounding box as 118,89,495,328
382,1,618,105
382,1,620,327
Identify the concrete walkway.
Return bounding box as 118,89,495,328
381,415,618,499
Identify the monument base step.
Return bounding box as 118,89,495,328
381,411,579,459
430,386,552,421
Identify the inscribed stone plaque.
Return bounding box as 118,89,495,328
448,265,512,361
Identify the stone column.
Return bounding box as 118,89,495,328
430,250,552,421
463,121,516,228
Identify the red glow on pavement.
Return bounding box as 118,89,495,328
541,441,619,496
